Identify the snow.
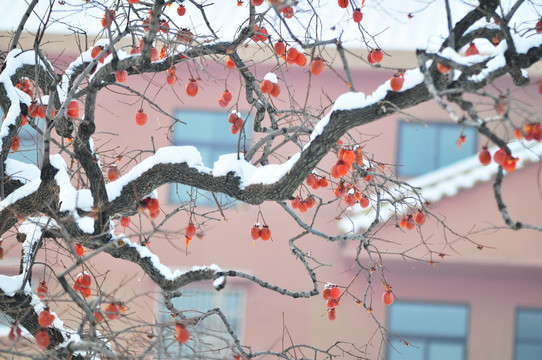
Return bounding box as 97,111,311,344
467,41,508,82
213,276,226,290
107,146,208,200
330,68,424,114
339,141,542,233
47,144,300,213
0,273,27,296
263,73,278,83
19,217,48,267
0,179,41,212
0,0,495,51
112,234,183,280
114,234,185,279
0,2,539,214
439,46,492,66
115,233,224,283
75,215,95,234
0,50,35,149
6,159,41,184
0,216,62,331
332,92,367,111
397,68,425,92
309,113,330,142
212,152,301,187
50,154,91,212
0,0,538,56
307,67,425,147
212,153,256,182
513,31,542,54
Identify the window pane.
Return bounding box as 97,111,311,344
428,342,464,360
397,123,437,176
0,315,11,337
437,126,476,168
387,338,424,360
168,288,244,337
516,309,542,341
9,137,41,164
389,303,468,337
157,287,245,359
0,112,42,165
178,289,215,315
516,343,542,360
387,302,468,360
170,111,248,205
397,122,477,177
173,111,238,147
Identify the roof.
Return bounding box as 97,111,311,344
339,141,542,234
1,1,536,52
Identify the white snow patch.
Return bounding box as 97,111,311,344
0,274,26,296
116,235,185,280
0,179,41,211
332,92,367,111
75,215,95,234
397,68,425,92
107,146,208,200
51,155,93,211
115,234,224,283
6,159,40,184
212,152,301,187
309,113,331,142
467,41,508,82
213,276,226,289
263,73,278,83
0,217,58,297
511,29,542,54
0,50,51,149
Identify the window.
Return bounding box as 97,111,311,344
170,111,248,205
157,287,245,359
397,122,477,177
0,315,11,337
0,110,42,165
387,302,469,360
11,117,43,165
515,308,542,360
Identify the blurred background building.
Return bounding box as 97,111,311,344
1,2,542,358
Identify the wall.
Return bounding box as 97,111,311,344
2,32,542,359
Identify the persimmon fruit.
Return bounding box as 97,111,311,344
382,291,394,305
390,73,404,91
478,147,491,165
135,109,148,126
260,226,271,241
186,79,199,97
107,166,120,181
36,328,50,349
38,308,55,327
310,58,325,76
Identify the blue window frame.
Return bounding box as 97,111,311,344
397,122,477,177
387,302,469,360
515,308,542,360
157,287,245,358
170,110,248,205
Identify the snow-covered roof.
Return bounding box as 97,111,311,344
0,1,537,52
339,141,542,234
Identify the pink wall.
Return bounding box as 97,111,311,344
2,40,542,358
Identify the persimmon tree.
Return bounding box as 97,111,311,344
1,0,542,359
